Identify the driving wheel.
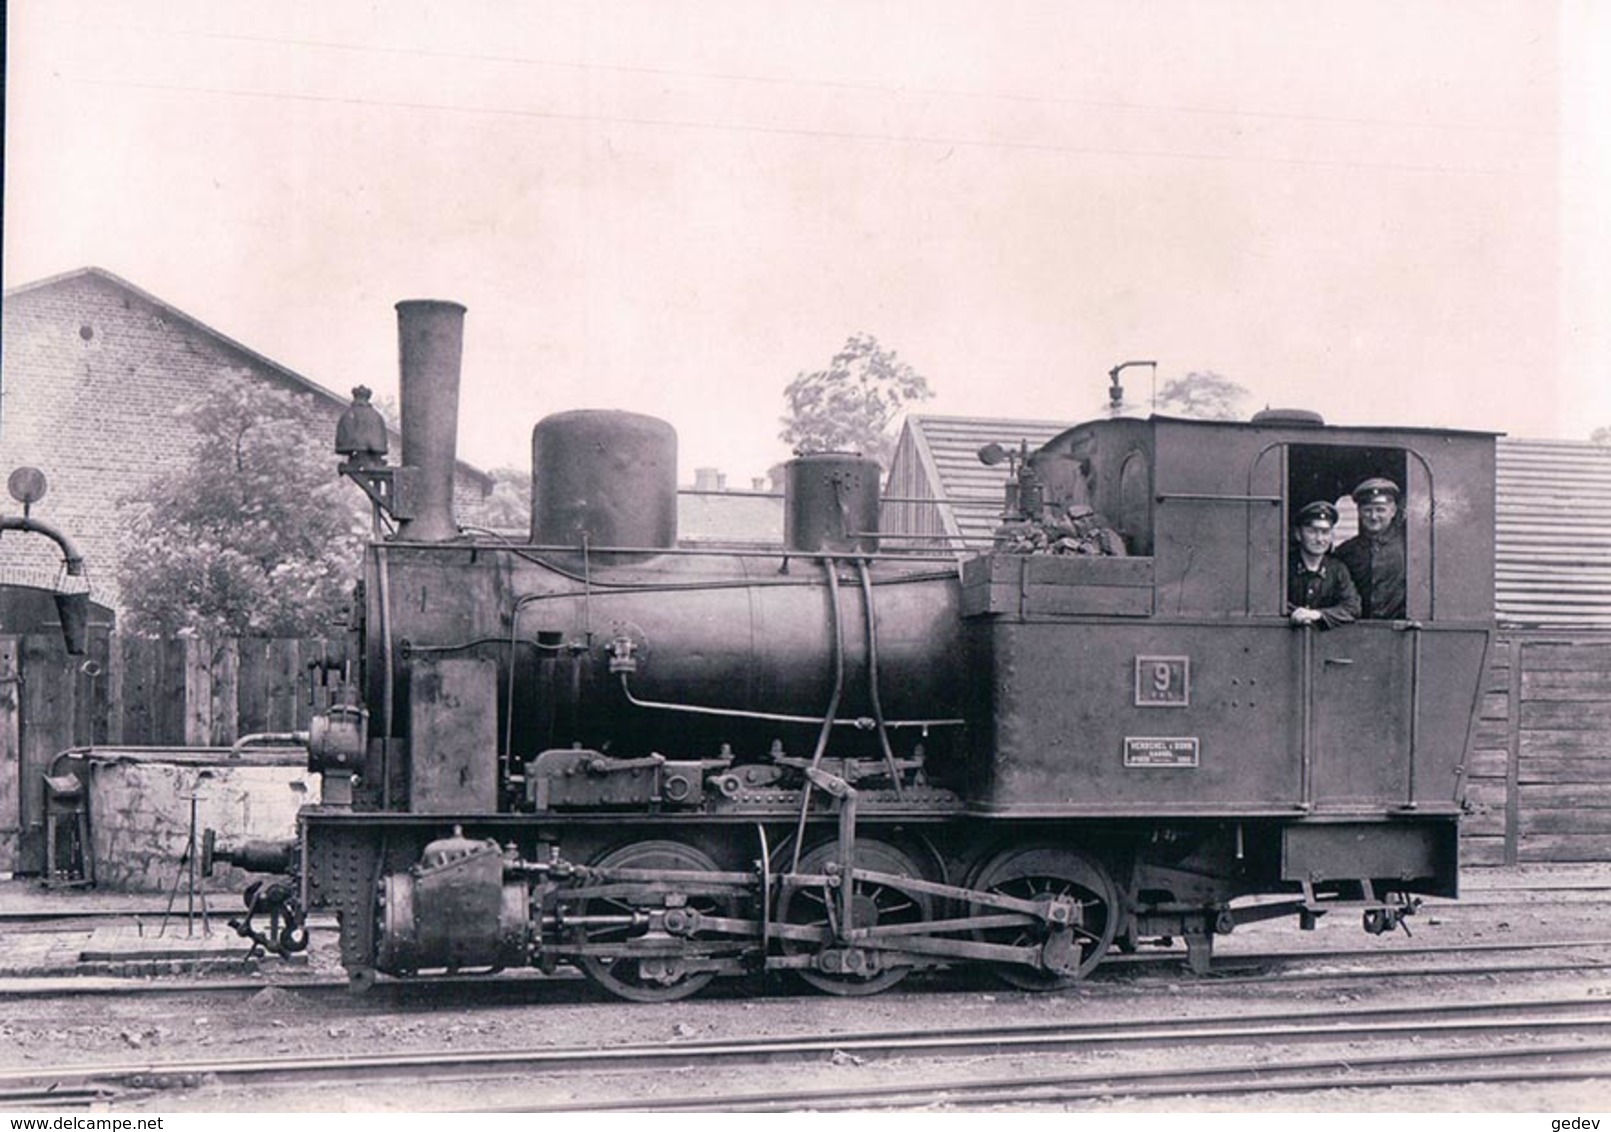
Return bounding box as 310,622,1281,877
969,845,1118,990
778,839,932,996
572,840,738,1002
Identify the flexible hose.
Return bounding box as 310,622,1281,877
792,558,846,872
857,559,904,799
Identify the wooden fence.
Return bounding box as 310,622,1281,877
0,633,336,872
1461,632,1611,865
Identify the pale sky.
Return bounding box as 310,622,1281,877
6,1,1609,484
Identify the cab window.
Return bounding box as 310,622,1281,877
1285,445,1424,621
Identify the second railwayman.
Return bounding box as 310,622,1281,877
1335,477,1407,620
1288,501,1361,628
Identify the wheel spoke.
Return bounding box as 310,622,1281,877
875,892,919,918
778,840,932,997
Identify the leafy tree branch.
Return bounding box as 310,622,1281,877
114,376,367,636
780,334,933,471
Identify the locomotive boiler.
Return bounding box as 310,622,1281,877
217,300,1496,1000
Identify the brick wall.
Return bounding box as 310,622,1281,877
1,268,491,615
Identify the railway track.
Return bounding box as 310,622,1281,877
2,936,1608,999
3,993,1608,1111
520,1047,1611,1112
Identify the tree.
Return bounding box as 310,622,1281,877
478,466,532,530
1155,371,1250,420
1592,426,1610,445
780,334,933,471
115,377,368,636
1106,370,1251,421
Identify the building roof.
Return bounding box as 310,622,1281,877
889,414,1070,547
889,414,1611,629
4,266,494,492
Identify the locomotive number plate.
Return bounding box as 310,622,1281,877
1124,737,1199,768
1135,655,1190,707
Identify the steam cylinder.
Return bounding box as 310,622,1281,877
785,453,881,553
395,301,467,542
531,411,678,550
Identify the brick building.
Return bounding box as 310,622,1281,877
1,267,493,615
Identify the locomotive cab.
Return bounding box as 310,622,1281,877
961,411,1495,920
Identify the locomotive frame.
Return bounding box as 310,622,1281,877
217,301,1496,1000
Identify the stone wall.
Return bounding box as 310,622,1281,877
79,753,318,893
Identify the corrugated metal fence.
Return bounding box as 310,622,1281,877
1494,438,1611,628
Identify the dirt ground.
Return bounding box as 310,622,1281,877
2,863,1609,1113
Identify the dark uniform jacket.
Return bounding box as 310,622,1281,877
1288,553,1361,629
1335,525,1406,620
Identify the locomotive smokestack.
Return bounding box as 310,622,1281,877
394,300,466,542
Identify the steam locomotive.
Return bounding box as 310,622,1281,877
215,300,1496,1000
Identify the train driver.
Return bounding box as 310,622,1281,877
1335,478,1406,620
1287,501,1361,629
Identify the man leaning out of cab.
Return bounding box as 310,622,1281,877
1287,500,1361,629
1335,477,1406,620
